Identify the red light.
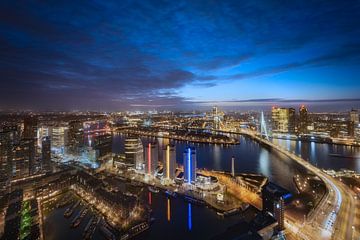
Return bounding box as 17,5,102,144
148,143,151,174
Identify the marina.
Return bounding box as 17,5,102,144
71,207,88,228
64,200,80,218
83,216,100,240
42,192,117,240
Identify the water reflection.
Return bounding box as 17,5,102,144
167,198,171,222
188,203,192,231
213,144,221,170
272,138,360,172
148,192,152,205
287,139,291,151
259,148,270,177
310,142,316,165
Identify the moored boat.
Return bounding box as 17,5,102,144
148,186,159,193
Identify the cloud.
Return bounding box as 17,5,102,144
226,43,360,81
0,0,359,110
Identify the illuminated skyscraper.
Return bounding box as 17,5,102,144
262,182,292,231
355,124,360,142
12,138,35,178
211,106,223,130
299,105,308,134
350,109,359,125
271,107,296,133
23,116,38,139
145,141,158,175
67,120,84,152
41,136,51,170
183,147,196,184
23,117,38,173
0,127,20,195
51,125,68,150
94,134,112,158
163,144,176,180
124,136,143,169
349,109,359,137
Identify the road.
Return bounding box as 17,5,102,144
239,130,358,240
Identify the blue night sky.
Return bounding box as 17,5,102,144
1,0,360,111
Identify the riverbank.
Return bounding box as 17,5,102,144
102,167,244,214
115,127,240,145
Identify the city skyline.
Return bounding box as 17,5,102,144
1,2,360,239
1,1,360,111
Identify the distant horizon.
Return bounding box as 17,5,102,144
1,98,359,113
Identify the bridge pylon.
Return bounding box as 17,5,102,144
260,111,269,140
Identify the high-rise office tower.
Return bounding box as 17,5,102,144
23,116,38,139
183,147,196,184
271,107,296,133
124,136,143,169
163,144,176,180
212,106,222,130
37,126,50,147
94,134,112,158
41,136,51,170
67,120,84,152
12,138,35,178
0,127,20,195
350,109,359,125
299,105,308,134
262,182,292,231
355,125,360,142
23,117,38,173
349,109,359,137
145,141,158,175
38,124,68,152
51,125,68,151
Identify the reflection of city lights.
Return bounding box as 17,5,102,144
167,198,171,222
188,203,192,231
166,145,170,179
148,143,151,174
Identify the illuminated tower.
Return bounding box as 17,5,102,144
41,136,51,170
350,109,359,125
183,147,196,184
0,127,20,195
299,105,308,134
145,141,158,175
12,138,35,178
163,144,176,180
349,109,359,137
262,182,292,231
67,120,84,153
212,106,222,130
23,116,38,139
94,134,112,158
124,137,143,168
271,107,295,134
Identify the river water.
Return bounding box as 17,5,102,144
44,133,360,240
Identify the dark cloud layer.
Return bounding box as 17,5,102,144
0,0,360,110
